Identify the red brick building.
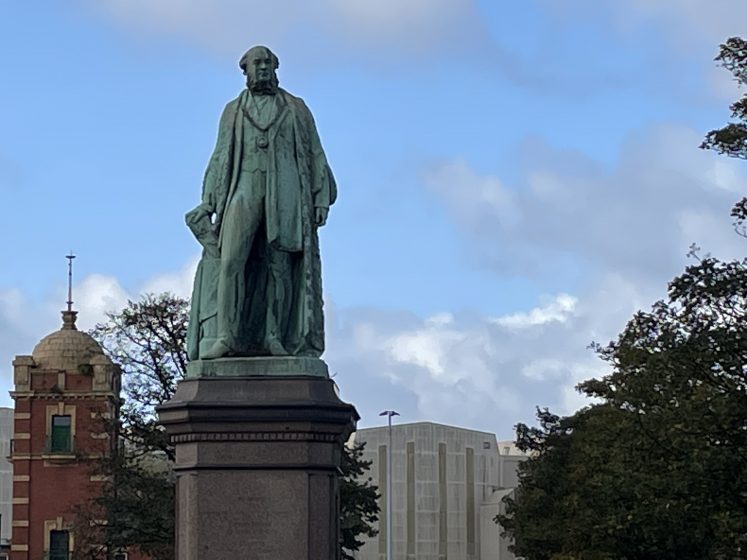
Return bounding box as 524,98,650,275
9,310,121,559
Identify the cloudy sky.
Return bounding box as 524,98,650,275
1,1,745,438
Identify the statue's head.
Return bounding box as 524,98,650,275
239,45,279,94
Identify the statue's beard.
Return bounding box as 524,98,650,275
247,74,279,95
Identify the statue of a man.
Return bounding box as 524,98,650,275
186,45,336,361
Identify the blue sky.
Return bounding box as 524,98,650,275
1,0,746,438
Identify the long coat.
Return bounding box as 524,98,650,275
186,88,337,360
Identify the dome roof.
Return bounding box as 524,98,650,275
32,311,107,371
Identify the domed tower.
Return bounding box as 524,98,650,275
9,303,121,560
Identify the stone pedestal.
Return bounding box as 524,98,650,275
158,361,358,560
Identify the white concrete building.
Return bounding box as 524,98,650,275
352,422,527,560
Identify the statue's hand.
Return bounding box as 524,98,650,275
315,207,329,227
186,202,214,224
186,203,220,257
194,205,212,220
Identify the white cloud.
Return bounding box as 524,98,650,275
708,158,746,194
323,259,674,438
426,312,455,327
323,0,474,51
494,294,577,329
426,124,746,283
325,284,626,437
521,358,567,381
74,255,199,330
424,158,521,232
536,0,747,99
0,290,59,405
706,63,745,103
141,256,199,300
540,0,747,50
559,361,603,414
85,0,484,60
389,319,472,380
327,275,657,434
327,0,460,27
622,0,747,48
74,274,130,331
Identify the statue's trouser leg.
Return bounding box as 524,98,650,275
216,183,264,351
266,249,293,350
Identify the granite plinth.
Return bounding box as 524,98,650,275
158,370,358,560
185,356,329,378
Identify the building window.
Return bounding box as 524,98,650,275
49,529,70,560
49,415,72,453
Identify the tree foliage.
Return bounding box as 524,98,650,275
702,37,747,161
78,293,377,559
498,37,747,560
339,441,380,559
91,293,188,462
702,36,747,239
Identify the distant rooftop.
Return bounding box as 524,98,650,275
356,420,498,436
30,310,108,372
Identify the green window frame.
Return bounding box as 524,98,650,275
49,529,69,560
50,415,72,453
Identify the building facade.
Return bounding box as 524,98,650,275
9,310,121,560
353,422,526,560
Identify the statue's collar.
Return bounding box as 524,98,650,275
247,85,279,97
241,89,287,132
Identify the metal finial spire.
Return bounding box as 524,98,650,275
66,252,76,312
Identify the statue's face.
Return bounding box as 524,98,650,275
245,49,276,88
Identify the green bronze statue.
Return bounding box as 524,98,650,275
186,45,337,361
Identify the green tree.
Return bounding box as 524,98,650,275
498,37,747,560
78,293,378,559
702,36,747,241
339,441,380,560
702,37,747,161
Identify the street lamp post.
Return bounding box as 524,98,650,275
379,410,399,560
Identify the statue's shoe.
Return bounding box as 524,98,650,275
267,338,289,356
201,339,234,360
